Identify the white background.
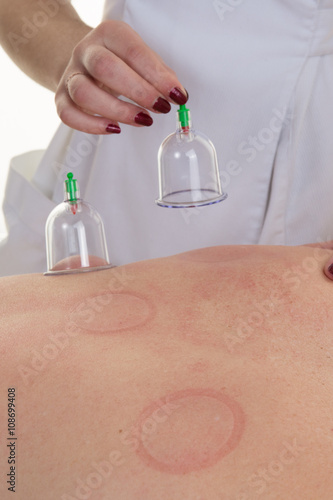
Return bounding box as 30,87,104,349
0,0,105,240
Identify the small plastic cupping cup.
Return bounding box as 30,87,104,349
155,104,227,208
44,173,114,275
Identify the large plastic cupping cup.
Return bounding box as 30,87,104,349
155,104,227,208
44,173,114,275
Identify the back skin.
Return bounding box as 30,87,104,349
0,244,333,499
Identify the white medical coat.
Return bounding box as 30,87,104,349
1,0,333,275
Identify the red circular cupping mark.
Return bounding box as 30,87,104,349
70,292,154,333
136,388,245,474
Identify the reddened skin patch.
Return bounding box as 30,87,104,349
70,292,154,333
136,388,245,474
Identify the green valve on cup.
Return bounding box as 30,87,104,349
178,104,190,129
65,172,78,203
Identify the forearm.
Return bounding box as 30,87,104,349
0,0,92,91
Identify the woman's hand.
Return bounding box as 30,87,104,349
55,20,188,135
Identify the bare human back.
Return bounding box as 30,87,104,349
0,244,333,499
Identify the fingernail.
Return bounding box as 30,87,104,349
152,97,171,114
135,112,153,126
106,124,121,134
169,87,188,105
328,264,333,276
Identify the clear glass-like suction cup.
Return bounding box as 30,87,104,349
155,104,227,208
44,173,114,275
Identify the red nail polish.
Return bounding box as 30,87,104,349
135,112,153,126
153,97,171,114
106,124,121,134
169,87,188,105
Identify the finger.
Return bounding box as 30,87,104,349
82,45,174,114
307,241,333,281
65,72,154,126
103,21,188,104
300,241,333,280
324,256,333,280
55,91,122,135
